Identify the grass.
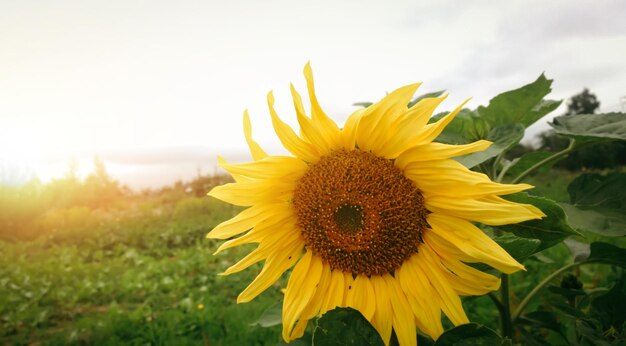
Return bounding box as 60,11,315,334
0,190,284,345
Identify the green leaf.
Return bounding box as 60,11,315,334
455,123,525,168
494,233,540,263
476,74,561,128
575,318,609,344
408,90,446,108
550,112,626,142
278,334,312,346
506,151,554,178
551,300,585,319
312,307,384,346
589,279,626,331
559,203,626,237
563,173,626,237
250,302,282,328
547,286,586,300
563,239,590,263
497,193,580,251
518,311,562,333
433,109,489,144
434,323,510,345
569,173,626,209
587,242,626,267
352,102,373,108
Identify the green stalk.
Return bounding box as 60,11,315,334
512,262,582,322
500,274,514,338
511,139,576,184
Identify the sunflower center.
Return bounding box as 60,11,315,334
293,149,428,276
334,204,364,234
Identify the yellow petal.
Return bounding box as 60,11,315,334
345,274,375,321
214,211,297,254
320,269,345,314
426,213,525,273
402,159,534,198
282,252,324,342
370,275,393,345
356,83,422,154
425,194,544,225
376,95,448,158
219,155,308,180
222,233,302,275
419,247,469,326
237,240,304,303
289,261,333,340
396,255,444,339
267,91,320,163
342,272,355,304
207,203,277,239
217,156,249,183
303,62,342,149
341,108,364,150
395,140,492,168
427,242,501,296
208,178,296,206
383,274,417,346
290,84,336,155
289,83,312,141
400,95,448,128
412,99,470,146
243,110,268,161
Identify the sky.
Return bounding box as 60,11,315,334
1,0,625,188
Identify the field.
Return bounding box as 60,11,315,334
0,168,620,345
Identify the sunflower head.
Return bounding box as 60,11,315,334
208,63,545,345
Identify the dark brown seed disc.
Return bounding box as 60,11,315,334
292,149,428,276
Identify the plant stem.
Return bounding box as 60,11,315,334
488,292,506,314
500,274,514,339
511,139,576,184
492,152,506,182
512,262,582,322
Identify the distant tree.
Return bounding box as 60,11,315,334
83,157,124,208
564,88,600,115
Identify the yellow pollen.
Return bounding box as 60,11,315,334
292,149,428,276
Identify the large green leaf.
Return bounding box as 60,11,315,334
589,279,626,331
494,233,541,263
559,203,626,237
434,75,559,146
569,173,626,209
313,308,384,346
476,74,561,128
562,173,626,237
455,123,525,168
498,193,580,251
550,113,626,142
433,109,488,144
434,324,510,345
587,242,626,267
250,301,282,327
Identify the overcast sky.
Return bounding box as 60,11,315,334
1,0,625,188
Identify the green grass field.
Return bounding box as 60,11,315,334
0,168,619,345
0,174,286,345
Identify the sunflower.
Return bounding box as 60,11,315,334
208,63,545,345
